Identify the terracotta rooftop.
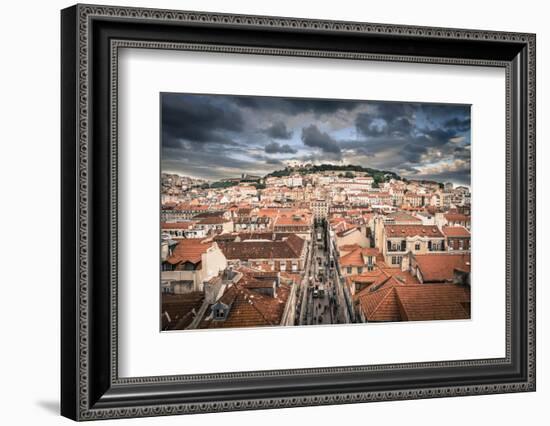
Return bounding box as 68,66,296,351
356,283,470,322
257,208,280,218
381,268,421,285
442,226,471,238
356,281,402,322
414,253,471,282
339,244,361,254
221,234,305,260
200,283,290,329
175,203,209,211
340,247,380,267
161,292,204,330
197,216,231,225
237,207,253,215
192,211,226,219
161,222,195,230
238,232,287,241
386,211,422,223
274,215,311,227
396,284,471,321
385,225,444,238
444,213,470,222
349,269,391,294
166,239,213,265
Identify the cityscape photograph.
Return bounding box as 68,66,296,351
160,93,472,331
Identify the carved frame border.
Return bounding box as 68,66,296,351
62,3,536,420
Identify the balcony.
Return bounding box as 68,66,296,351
386,247,406,253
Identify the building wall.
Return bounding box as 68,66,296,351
201,245,228,285
336,228,369,249
161,270,201,293
382,235,445,267
280,283,298,326
447,237,471,251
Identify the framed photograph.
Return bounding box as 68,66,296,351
61,4,536,421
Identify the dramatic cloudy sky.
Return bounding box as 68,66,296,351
161,93,471,185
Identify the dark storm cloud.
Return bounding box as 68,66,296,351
264,141,297,154
263,121,293,139
402,143,429,163
452,146,471,160
411,130,455,150
355,114,387,136
419,104,470,122
162,145,276,181
235,96,359,116
444,117,471,132
346,146,375,157
161,93,471,184
265,158,284,165
356,103,415,138
162,94,244,148
416,168,471,185
301,125,342,156
351,102,471,170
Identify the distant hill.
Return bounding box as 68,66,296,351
265,164,403,186
204,164,446,189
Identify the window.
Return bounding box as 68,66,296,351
347,267,352,274
357,267,363,274
415,243,420,251
392,256,402,265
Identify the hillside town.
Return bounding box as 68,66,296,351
160,164,471,331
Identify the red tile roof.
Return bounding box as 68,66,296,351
356,282,402,322
414,253,471,282
339,244,361,254
396,284,471,321
161,292,204,330
444,213,470,222
200,283,290,329
386,212,422,223
350,269,391,293
274,215,311,226
174,204,209,211
356,283,470,322
221,234,305,260
442,226,471,238
380,268,421,285
385,225,444,238
161,222,195,230
340,247,380,267
166,239,213,265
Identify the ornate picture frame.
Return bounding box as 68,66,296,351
61,4,536,421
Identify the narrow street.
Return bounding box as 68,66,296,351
297,221,346,326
